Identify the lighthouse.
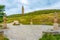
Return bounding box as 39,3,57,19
22,5,24,16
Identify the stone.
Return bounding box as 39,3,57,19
30,19,33,25
3,16,7,29
53,23,59,30
53,12,59,30
13,20,20,25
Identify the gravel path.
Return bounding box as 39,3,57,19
4,24,53,40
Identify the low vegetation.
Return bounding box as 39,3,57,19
39,33,60,40
0,25,3,29
0,33,9,40
4,37,9,40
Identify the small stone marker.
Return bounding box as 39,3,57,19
3,16,7,29
30,19,33,25
53,12,59,30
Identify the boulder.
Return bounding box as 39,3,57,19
13,20,20,25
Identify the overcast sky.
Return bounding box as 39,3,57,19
0,0,60,15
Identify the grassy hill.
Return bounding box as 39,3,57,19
7,9,60,25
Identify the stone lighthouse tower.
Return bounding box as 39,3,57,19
22,5,24,16
53,12,59,30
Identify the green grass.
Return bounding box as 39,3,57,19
39,33,60,40
0,25,3,29
0,33,9,40
4,37,9,40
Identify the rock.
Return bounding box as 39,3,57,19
13,20,20,25
53,23,59,30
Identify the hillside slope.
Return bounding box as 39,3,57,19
7,9,60,25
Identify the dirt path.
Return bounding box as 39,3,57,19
4,24,53,40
